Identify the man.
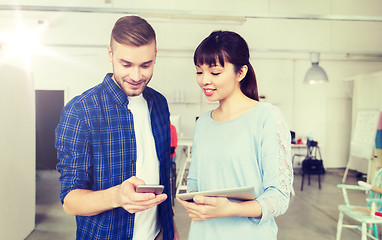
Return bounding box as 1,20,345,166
55,16,178,240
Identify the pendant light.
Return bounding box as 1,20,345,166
304,52,328,84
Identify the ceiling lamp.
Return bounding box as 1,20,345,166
304,52,328,84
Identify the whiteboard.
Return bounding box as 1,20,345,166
350,110,380,159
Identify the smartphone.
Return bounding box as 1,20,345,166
136,184,164,195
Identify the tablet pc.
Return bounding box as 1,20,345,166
177,186,255,201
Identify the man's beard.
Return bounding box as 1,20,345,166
112,74,152,96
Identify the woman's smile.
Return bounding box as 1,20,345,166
203,88,216,96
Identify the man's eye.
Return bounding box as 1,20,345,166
123,64,131,68
142,65,150,69
196,72,202,75
211,72,220,76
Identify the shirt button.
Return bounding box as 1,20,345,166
132,160,136,164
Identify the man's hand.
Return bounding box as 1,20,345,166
114,176,167,213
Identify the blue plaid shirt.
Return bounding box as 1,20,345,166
55,73,174,240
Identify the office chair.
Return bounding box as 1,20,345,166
300,140,325,191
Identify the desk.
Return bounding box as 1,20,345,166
291,144,307,168
175,139,192,195
291,144,306,196
292,144,306,148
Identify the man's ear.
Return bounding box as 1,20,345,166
107,45,113,62
238,65,248,82
154,48,157,64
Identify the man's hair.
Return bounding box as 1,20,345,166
110,16,156,48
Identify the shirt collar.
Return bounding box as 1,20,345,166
103,73,153,107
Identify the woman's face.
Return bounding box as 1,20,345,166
195,62,243,102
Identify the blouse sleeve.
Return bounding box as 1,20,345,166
252,105,293,224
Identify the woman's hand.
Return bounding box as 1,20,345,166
176,196,236,221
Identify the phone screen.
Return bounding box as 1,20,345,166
136,184,164,195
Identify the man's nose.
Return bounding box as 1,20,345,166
129,67,141,81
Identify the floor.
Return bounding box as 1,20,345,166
25,169,370,240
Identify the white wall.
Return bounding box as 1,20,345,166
1,0,382,171
0,64,36,240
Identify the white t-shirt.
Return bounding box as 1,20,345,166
128,94,160,240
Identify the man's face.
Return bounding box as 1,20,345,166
108,40,157,96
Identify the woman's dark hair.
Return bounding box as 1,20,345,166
194,31,259,101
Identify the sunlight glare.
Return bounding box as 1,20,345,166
0,14,53,71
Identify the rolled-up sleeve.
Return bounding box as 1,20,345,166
55,103,92,204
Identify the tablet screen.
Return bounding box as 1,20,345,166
177,186,255,201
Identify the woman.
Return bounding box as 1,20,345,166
176,31,293,239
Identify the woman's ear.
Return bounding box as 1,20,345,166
237,65,248,82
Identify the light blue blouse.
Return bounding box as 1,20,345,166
187,102,293,240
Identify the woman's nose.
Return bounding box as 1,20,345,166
200,74,211,85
